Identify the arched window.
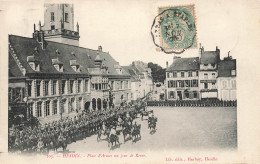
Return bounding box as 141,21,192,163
92,98,96,110
97,98,102,110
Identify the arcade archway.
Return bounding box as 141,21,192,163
97,98,101,111
92,98,96,110
84,102,90,113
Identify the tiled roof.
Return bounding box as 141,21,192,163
132,61,148,73
122,66,140,82
122,66,137,76
9,54,24,77
134,64,146,72
218,59,236,77
200,51,219,64
130,65,144,75
9,35,130,77
166,57,199,71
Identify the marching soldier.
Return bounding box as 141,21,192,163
37,137,44,153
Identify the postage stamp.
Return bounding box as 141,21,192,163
151,4,197,54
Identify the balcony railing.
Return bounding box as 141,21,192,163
44,29,80,39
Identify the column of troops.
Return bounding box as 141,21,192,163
8,103,140,153
147,100,237,107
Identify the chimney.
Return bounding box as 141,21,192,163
216,46,220,62
38,21,41,31
76,22,79,33
33,30,46,50
199,45,204,60
201,46,204,54
98,45,102,52
166,61,168,68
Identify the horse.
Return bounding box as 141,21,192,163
53,137,67,152
131,124,141,143
122,124,132,143
97,128,110,142
45,139,54,153
148,117,157,133
108,134,120,149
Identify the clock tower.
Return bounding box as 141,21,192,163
34,4,80,46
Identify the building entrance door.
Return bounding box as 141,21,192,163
177,91,182,100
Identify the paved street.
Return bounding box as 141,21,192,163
64,107,237,153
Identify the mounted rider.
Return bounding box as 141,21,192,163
117,116,123,127
133,121,138,131
110,127,116,137
101,122,106,134
58,133,65,143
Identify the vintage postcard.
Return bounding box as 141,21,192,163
0,0,260,164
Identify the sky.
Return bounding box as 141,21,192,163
0,0,257,68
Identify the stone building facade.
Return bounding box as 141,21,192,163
166,57,200,100
166,46,237,101
217,57,236,100
8,3,131,123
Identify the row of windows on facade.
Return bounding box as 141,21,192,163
167,71,198,78
167,70,236,79
28,101,58,118
167,80,236,90
51,12,69,23
27,79,89,97
202,73,216,79
168,91,199,99
221,80,236,89
27,79,131,97
110,80,130,90
202,82,216,89
28,97,83,118
168,80,198,88
201,80,236,90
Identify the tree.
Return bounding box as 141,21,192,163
148,62,166,83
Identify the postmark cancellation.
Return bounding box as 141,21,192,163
151,4,198,54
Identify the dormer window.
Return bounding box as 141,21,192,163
114,63,122,75
52,58,63,72
70,60,80,72
27,55,40,71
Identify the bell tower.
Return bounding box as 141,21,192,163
34,4,80,46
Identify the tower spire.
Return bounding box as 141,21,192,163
35,4,79,46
